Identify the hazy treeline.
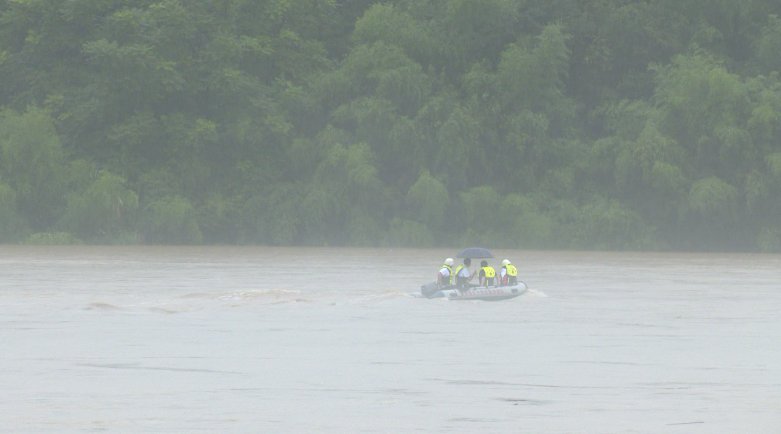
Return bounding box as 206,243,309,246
2,0,781,250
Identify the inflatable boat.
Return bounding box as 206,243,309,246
420,281,527,301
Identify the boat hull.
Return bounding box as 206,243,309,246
420,281,527,301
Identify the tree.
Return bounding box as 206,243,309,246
684,176,740,248
59,170,139,243
440,0,520,72
0,108,67,229
241,183,301,245
433,105,482,190
458,185,502,245
140,196,202,244
406,170,449,234
340,42,431,116
299,142,384,245
654,53,753,180
0,182,27,242
572,198,655,250
753,15,781,73
497,193,554,249
352,3,436,66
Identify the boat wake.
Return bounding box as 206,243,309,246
84,286,464,315
179,288,312,305
84,302,123,311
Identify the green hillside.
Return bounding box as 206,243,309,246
2,0,781,250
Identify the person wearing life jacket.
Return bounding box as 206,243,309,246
454,258,473,289
500,258,518,286
437,257,455,288
478,260,496,287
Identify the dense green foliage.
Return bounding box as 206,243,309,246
2,0,781,250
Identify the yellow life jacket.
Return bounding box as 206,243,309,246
481,266,496,278
454,264,471,287
505,264,517,277
441,264,453,285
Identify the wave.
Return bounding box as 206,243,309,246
84,302,123,311
179,288,311,305
86,285,531,314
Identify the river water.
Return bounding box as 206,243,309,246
1,246,779,433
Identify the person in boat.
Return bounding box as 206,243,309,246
500,258,518,286
437,257,455,288
453,258,474,289
478,260,496,287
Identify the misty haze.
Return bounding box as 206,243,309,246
2,1,781,433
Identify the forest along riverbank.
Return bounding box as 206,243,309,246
4,3,781,252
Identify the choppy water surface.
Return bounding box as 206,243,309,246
1,246,779,433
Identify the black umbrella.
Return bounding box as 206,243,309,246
455,247,494,259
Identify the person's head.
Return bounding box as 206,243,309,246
444,258,454,267
501,259,511,266
464,258,471,266
480,260,488,267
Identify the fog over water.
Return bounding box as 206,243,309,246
1,246,779,433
